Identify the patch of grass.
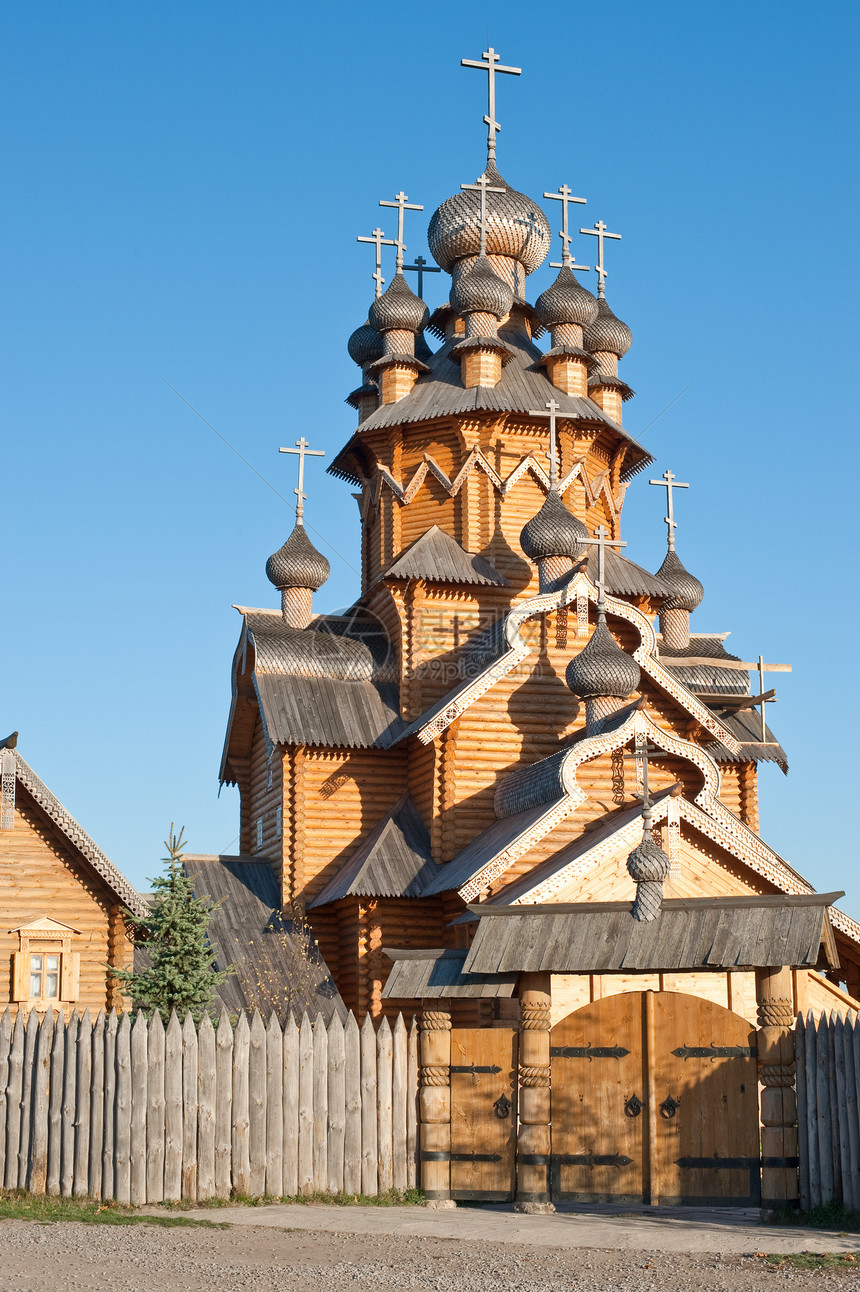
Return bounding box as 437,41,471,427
776,1201,860,1233
223,1187,425,1208
0,1190,227,1227
758,1253,860,1271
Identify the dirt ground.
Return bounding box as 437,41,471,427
1,1221,860,1292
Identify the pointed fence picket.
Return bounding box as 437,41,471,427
796,1009,860,1211
0,1008,419,1203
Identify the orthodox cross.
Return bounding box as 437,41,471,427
403,255,441,299
461,46,521,163
379,191,423,273
648,469,690,551
545,184,590,272
356,226,396,298
754,655,791,745
528,397,562,489
591,524,626,610
279,437,325,525
579,219,621,297
461,172,506,255
624,740,669,822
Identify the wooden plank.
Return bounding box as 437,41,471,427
18,1006,39,1189
391,1013,407,1193
28,1008,53,1194
795,1014,810,1212
214,1010,233,1199
360,1013,378,1197
164,1010,183,1202
828,1012,843,1203
834,1015,852,1209
816,1011,835,1204
406,1016,418,1190
197,1014,216,1203
182,1014,199,1201
0,1009,12,1187
805,1011,821,1209
846,1016,860,1213
129,1012,148,1205
114,1012,131,1205
88,1011,105,1199
265,1012,283,1198
60,1011,78,1198
327,1013,345,1196
343,1012,361,1196
247,1011,266,1197
147,1011,166,1203
47,1009,65,1196
377,1017,393,1195
297,1013,314,1196
101,1011,117,1200
72,1009,93,1196
312,1014,328,1193
232,1013,251,1197
282,1014,299,1197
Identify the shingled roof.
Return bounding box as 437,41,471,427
310,796,436,907
380,526,509,588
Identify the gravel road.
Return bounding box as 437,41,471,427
1,1221,859,1292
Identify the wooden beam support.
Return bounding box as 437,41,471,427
418,1001,455,1207
515,972,554,1212
756,966,798,1216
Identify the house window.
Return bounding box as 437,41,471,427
256,817,264,850
29,953,60,1000
275,805,282,837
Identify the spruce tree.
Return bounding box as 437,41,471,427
112,826,232,1022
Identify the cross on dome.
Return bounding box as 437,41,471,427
461,46,521,164
649,469,690,552
402,255,441,300
356,226,396,298
580,219,622,297
591,523,627,611
379,191,424,273
528,397,562,489
460,172,507,256
545,184,590,272
279,437,326,526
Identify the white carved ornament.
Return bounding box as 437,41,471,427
1,749,15,830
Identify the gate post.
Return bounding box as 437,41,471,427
418,1000,455,1208
515,972,555,1213
755,966,799,1216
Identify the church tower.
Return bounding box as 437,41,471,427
219,47,860,1024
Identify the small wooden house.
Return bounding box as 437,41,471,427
0,736,145,1017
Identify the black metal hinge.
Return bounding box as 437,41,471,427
553,1153,632,1168
551,1044,630,1060
672,1044,757,1060
676,1156,760,1170
419,1151,503,1163
450,1064,502,1074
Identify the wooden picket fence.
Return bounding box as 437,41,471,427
796,1011,860,1212
0,1006,419,1203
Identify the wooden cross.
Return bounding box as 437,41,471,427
403,255,441,299
461,172,507,256
461,46,521,163
623,741,667,813
279,437,325,525
579,219,621,297
663,650,792,746
648,469,690,552
528,397,562,488
379,191,424,273
591,523,627,610
356,226,396,298
544,184,590,272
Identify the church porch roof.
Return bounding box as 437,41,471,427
309,795,436,907
379,526,509,588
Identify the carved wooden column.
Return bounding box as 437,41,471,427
755,966,798,1214
419,1001,455,1207
515,972,555,1212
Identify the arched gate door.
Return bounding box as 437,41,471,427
550,991,760,1206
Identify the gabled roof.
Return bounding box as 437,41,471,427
579,546,670,599
310,796,436,907
182,855,346,1020
330,329,652,483
710,708,788,770
380,526,509,588
461,894,842,975
8,750,146,918
382,948,516,999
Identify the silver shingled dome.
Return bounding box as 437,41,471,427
583,296,632,358
266,525,331,592
520,490,588,561
535,265,598,329
428,162,551,275
656,549,704,612
565,617,641,699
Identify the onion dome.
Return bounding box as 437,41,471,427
450,255,514,320
566,616,641,699
656,549,704,612
428,161,551,275
266,524,330,591
520,490,588,561
583,296,632,358
369,272,429,335
535,265,598,330
626,832,670,884
347,321,384,369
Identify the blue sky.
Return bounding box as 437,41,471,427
2,2,858,907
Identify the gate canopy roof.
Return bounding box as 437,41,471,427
461,893,842,976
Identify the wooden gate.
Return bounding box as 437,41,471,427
449,1028,517,1201
550,991,760,1206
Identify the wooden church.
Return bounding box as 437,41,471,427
216,51,860,1041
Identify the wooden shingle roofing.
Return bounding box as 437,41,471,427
309,796,435,907
382,948,516,1000
379,526,509,588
